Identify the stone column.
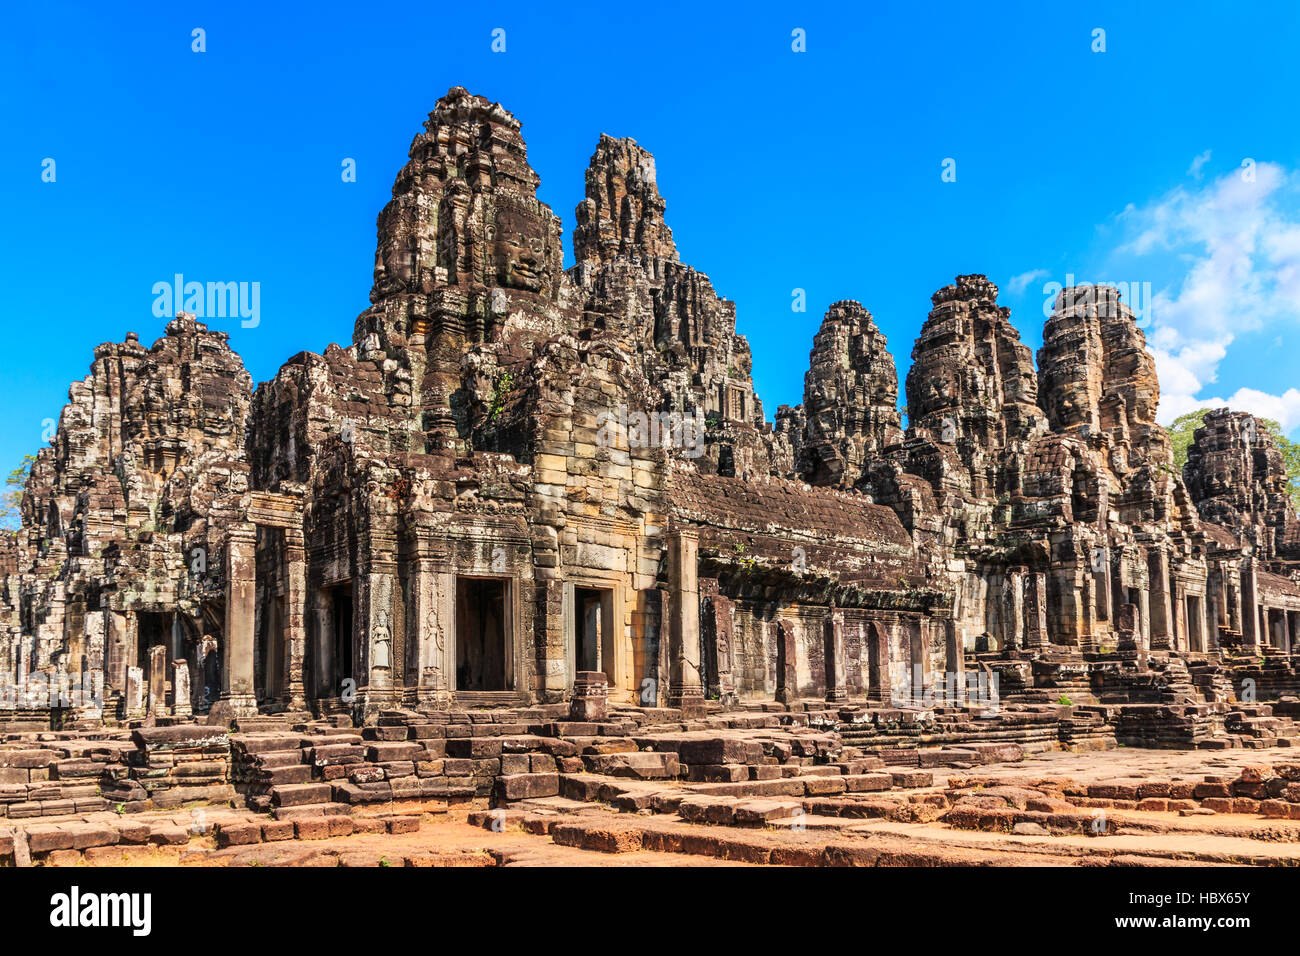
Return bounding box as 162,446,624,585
667,528,704,713
1172,584,1186,652
1093,546,1111,623
699,583,736,701
1003,570,1024,651
1205,572,1220,653
282,527,308,710
1148,548,1172,650
172,660,192,717
16,634,31,690
537,578,568,702
866,620,891,703
824,605,847,703
1116,604,1140,652
220,522,259,716
147,644,168,716
124,665,145,718
774,619,797,705
80,613,106,717
412,541,453,708
1023,573,1047,650
1241,559,1260,651
357,560,398,708
944,618,964,705
105,611,132,696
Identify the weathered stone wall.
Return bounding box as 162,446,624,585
4,88,1300,729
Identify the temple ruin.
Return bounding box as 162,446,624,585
3,89,1300,866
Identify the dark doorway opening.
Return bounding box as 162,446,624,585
457,578,507,691
574,587,604,673
331,583,354,690
136,612,167,670
256,595,285,704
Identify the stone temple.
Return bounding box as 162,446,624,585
3,88,1300,866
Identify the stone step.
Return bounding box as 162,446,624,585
495,773,561,801
254,750,307,769
256,764,314,786
233,717,293,733
270,802,353,820
583,751,681,780
271,783,333,807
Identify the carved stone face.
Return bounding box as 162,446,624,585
375,229,414,293
490,206,545,292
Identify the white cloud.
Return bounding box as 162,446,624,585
1109,163,1300,432
1006,268,1049,295
1167,387,1300,432
1187,149,1212,179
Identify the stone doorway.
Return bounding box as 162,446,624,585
136,612,167,671
1187,595,1204,652
256,595,285,705
567,584,616,689
456,577,509,691
330,582,354,692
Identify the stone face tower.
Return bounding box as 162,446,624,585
906,275,1046,488
1038,284,1169,470
794,301,903,488
353,87,570,450
569,133,771,477
1185,409,1300,561
574,134,678,270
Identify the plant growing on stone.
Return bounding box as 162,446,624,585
488,370,515,422
0,454,34,534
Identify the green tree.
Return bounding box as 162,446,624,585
1169,408,1300,509
1168,409,1210,472
1,454,35,533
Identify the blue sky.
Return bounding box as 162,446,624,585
3,0,1299,478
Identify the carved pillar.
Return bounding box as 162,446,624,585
866,620,891,702
944,618,964,705
774,619,797,705
824,605,847,703
1172,584,1186,652
411,545,453,708
1093,546,1111,623
537,578,567,703
105,611,133,697
1003,570,1024,651
700,582,735,701
124,665,145,719
1116,603,1140,652
283,527,307,710
1023,573,1047,650
147,644,168,716
172,660,192,717
1241,559,1260,651
357,546,398,709
1148,548,1172,650
667,528,704,713
220,522,259,716
1205,571,1221,653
